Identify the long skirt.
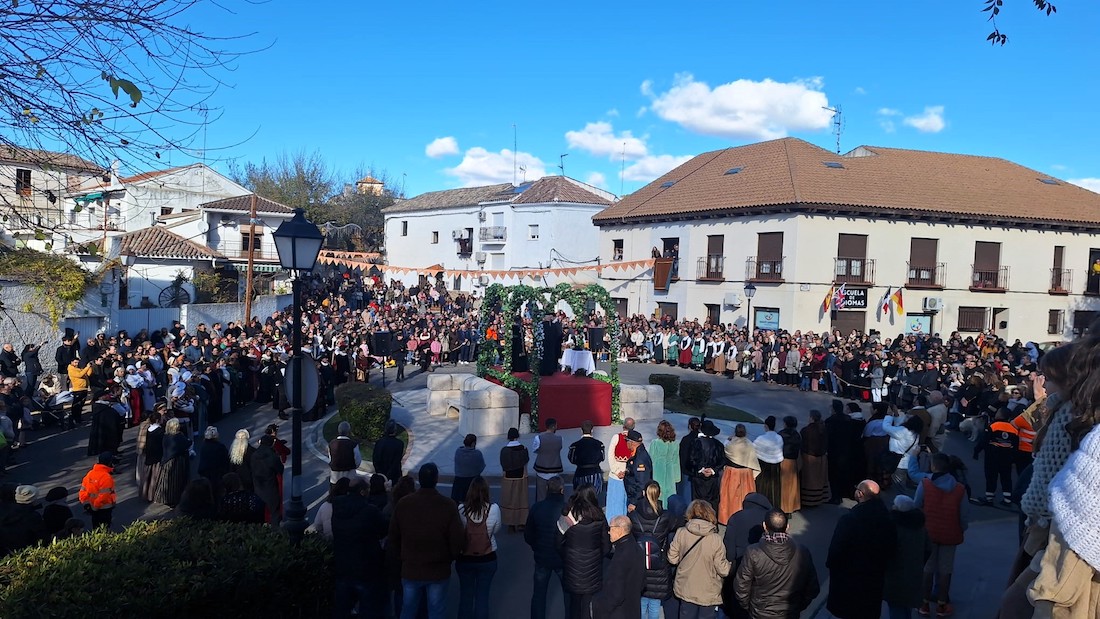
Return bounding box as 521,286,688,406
713,354,727,374
500,474,529,527
678,348,692,366
154,455,189,507
756,461,782,510
779,458,801,513
718,467,756,524
452,476,475,503
800,453,830,507
138,461,162,502
605,477,628,523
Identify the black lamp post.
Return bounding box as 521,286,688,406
271,208,323,545
743,282,757,337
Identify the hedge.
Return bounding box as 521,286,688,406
0,519,332,618
336,382,393,442
648,373,680,398
679,380,713,408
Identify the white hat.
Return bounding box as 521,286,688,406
15,485,38,505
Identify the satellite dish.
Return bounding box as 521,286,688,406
197,220,210,234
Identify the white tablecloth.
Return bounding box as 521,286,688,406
560,349,596,374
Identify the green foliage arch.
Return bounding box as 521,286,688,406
477,282,622,430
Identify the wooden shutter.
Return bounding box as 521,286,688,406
974,242,1000,270
909,238,937,266
837,234,867,258
757,232,783,260
707,235,724,256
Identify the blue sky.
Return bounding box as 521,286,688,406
178,0,1100,197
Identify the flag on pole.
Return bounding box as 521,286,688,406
879,286,892,315
822,285,835,312
834,283,848,309
890,287,904,315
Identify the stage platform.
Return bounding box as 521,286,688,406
487,371,612,431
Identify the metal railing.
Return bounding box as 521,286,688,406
971,265,1009,291
834,257,875,285
746,257,784,281
216,241,277,261
1050,268,1072,293
906,262,945,288
478,226,507,242
697,255,724,280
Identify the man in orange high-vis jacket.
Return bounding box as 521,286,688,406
78,451,117,530
974,410,1019,506
1011,398,1044,474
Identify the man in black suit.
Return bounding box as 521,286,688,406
539,312,562,376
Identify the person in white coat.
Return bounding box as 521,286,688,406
883,410,923,489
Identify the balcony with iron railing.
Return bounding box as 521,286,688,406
970,265,1009,292
215,240,278,261
697,255,724,281
746,257,784,282
478,226,507,242
906,262,946,289
834,257,875,286
1050,268,1073,295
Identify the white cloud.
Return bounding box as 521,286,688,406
877,108,900,133
1051,164,1068,172
622,154,693,182
903,106,946,133
636,106,648,118
640,80,654,97
425,136,459,158
444,147,547,187
877,108,902,116
585,172,608,188
645,74,834,140
854,87,867,95
606,108,619,117
879,120,896,133
565,122,649,160
1069,178,1100,193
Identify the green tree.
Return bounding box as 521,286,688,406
983,0,1057,45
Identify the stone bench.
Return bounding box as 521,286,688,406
619,384,664,421
427,374,520,436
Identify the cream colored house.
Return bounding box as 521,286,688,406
593,138,1100,343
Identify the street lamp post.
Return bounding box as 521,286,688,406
271,208,323,545
744,282,757,338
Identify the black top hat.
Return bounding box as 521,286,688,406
701,419,721,437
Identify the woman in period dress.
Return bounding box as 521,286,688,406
718,424,759,523
138,410,165,501
154,417,191,508
665,330,680,365
691,332,706,370
711,337,727,376
649,421,681,505
678,330,693,367
752,416,784,510
777,416,802,514
799,410,831,507
498,427,530,531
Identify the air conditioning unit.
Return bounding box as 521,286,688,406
478,275,490,286
475,252,487,263
923,297,945,312
722,292,742,307
452,229,463,240
478,211,487,222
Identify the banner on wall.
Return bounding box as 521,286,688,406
755,308,781,331
905,314,932,334
316,256,657,280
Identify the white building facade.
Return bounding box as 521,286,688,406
595,138,1100,344
382,176,614,291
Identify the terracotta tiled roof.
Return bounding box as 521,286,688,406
120,166,186,184
384,176,615,214
512,176,614,206
383,183,515,214
118,227,225,260
0,145,103,173
592,138,1100,228
200,194,294,214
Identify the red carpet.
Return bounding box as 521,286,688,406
487,371,612,431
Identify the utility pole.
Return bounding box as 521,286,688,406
242,193,257,324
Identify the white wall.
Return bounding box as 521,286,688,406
0,279,108,348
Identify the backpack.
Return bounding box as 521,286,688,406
637,515,666,570
463,509,493,557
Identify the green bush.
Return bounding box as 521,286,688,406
336,382,393,441
0,519,332,619
648,373,680,398
679,380,713,408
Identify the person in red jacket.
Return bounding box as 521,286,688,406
78,451,117,529
914,452,970,617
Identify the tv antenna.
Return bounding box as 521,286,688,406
558,153,568,177
519,165,527,183
822,105,842,154
620,142,626,196
512,123,517,186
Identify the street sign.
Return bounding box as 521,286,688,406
285,354,320,408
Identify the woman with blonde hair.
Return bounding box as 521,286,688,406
229,429,256,492
650,421,680,505
629,481,677,619
154,417,191,508
667,500,731,617
718,424,758,523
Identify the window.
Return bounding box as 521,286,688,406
453,275,462,291
957,306,987,332
1051,246,1069,292
240,232,262,258
907,238,941,287
528,224,539,240
1087,249,1100,295
835,233,870,284
703,235,724,279
612,239,624,261
15,169,30,197
431,231,439,244
660,181,676,188
972,241,1004,289
823,161,845,169
160,206,173,216
661,237,680,279
1074,311,1098,334
657,302,678,321
752,232,784,280
724,167,743,175
705,303,720,325
401,221,408,237
1049,310,1064,335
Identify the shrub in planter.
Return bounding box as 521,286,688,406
648,373,680,398
336,382,392,442
679,380,713,408
0,519,332,618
